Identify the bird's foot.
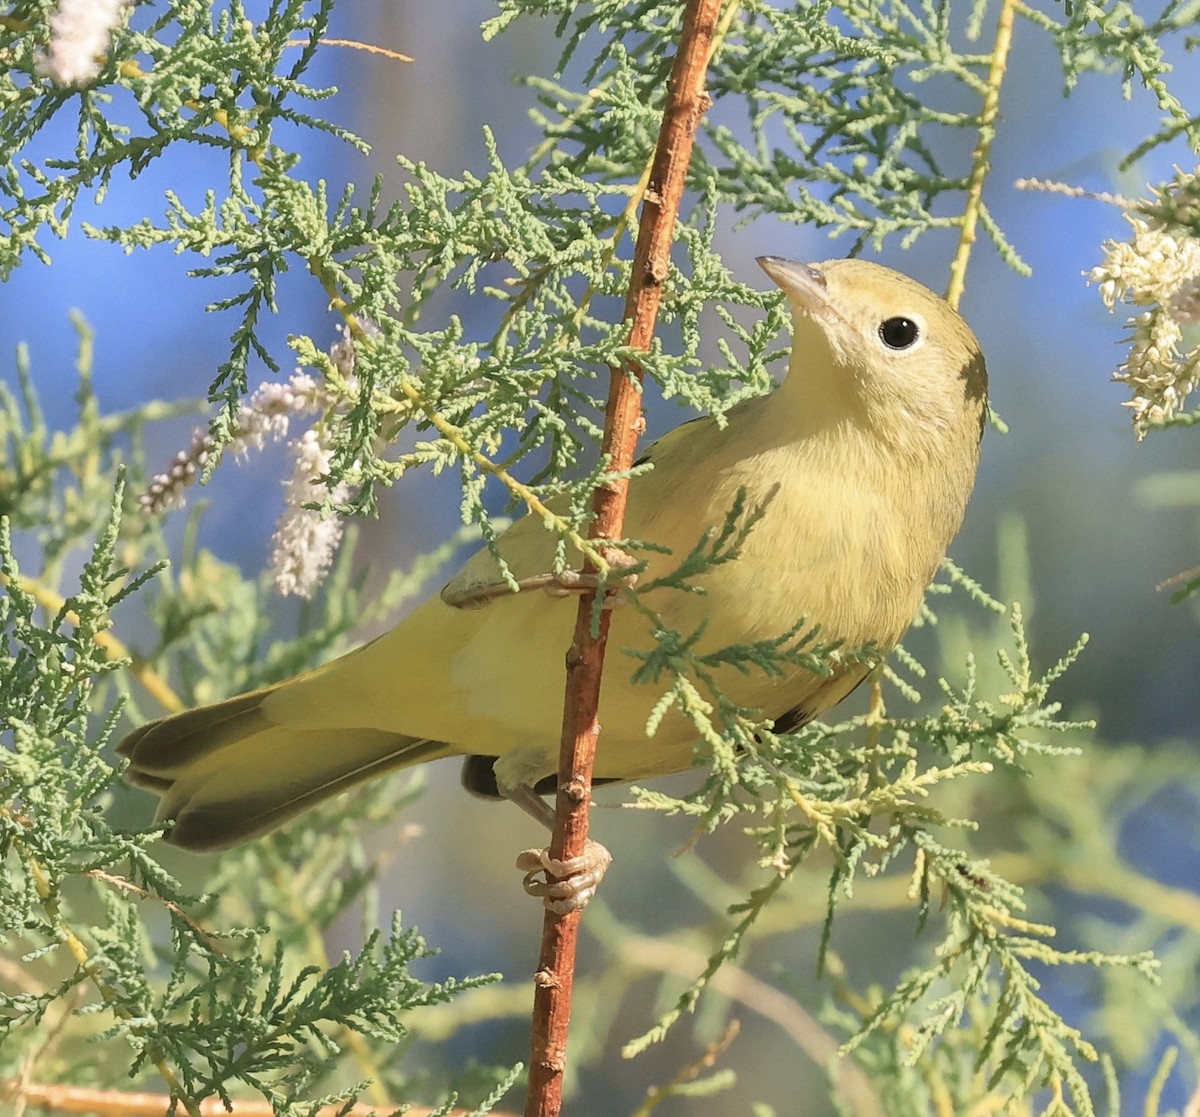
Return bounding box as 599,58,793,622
516,840,614,915
442,566,637,610
537,568,637,599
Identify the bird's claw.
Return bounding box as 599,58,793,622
538,569,638,601
516,839,614,914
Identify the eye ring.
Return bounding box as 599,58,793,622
879,317,920,350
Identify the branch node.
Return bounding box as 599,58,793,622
560,778,590,806
534,968,561,990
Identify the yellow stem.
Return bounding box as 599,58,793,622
284,38,414,64
393,377,608,574
1144,1047,1178,1117
976,906,1054,936
27,859,201,1117
5,574,183,714
945,0,1018,310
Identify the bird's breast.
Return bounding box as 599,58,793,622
625,436,931,656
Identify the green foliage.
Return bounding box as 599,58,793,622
3,1,1200,1115
0,356,510,1113
1,2,355,274
616,571,1158,1115
1027,0,1200,164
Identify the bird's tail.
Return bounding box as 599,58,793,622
118,687,453,851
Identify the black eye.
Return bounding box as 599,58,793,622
879,317,920,350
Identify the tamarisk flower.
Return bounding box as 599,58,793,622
270,428,354,598
139,372,330,515
37,0,131,86
1090,171,1200,438
140,329,367,598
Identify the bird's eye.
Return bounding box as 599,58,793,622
879,317,920,350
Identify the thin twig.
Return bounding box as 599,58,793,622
87,870,224,953
945,0,1018,311
24,860,202,1117
620,936,883,1117
286,37,414,63
631,1018,740,1117
11,987,85,1117
523,1,725,1114
0,1082,518,1117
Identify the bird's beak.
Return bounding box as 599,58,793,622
757,256,831,319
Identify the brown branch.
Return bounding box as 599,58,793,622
523,2,726,1115
0,1082,518,1117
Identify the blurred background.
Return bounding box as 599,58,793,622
5,2,1200,1112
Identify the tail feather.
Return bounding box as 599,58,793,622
118,689,455,851
118,687,276,782
158,728,451,850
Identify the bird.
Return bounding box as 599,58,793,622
118,256,988,911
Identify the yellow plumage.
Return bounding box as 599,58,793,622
119,257,987,852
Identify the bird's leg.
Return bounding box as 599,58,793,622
441,560,638,611
502,782,613,915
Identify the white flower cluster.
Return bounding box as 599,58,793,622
141,334,366,599
229,372,327,456
138,429,213,516
37,0,130,87
270,428,354,599
139,372,329,516
1090,173,1200,438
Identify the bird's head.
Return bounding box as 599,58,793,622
757,256,987,445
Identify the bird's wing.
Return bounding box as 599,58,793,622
439,414,723,608
439,507,584,607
